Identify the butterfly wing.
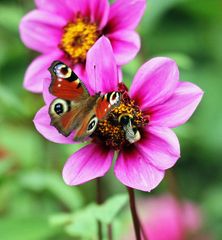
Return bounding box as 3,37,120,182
48,61,91,137
49,99,83,136
48,61,89,101
49,92,121,141
74,113,98,142
49,94,100,139
96,92,121,119
74,92,121,141
48,61,121,141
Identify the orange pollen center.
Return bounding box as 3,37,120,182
59,14,100,64
92,84,149,150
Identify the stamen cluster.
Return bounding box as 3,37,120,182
92,83,149,150
60,14,100,63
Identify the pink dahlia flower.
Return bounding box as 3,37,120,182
122,195,208,240
19,0,146,93
34,36,203,191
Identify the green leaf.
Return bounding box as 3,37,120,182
63,194,127,239
47,172,84,210
50,194,127,239
96,194,128,224
49,213,72,226
0,85,28,118
0,216,56,240
19,170,84,210
0,157,14,176
0,125,44,168
202,187,222,221
65,204,97,239
0,5,24,33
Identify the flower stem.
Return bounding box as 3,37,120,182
166,170,181,200
127,187,141,240
139,220,149,240
107,224,113,240
96,178,103,240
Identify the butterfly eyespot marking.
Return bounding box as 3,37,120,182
50,99,70,116
53,63,72,79
109,92,120,105
87,116,98,134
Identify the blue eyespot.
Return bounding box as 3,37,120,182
50,99,69,116
54,103,64,115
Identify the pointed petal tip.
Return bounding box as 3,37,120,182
62,171,73,186
108,0,146,32
150,81,204,128
114,149,165,192
114,168,165,192
22,51,63,94
130,57,179,110
62,144,114,186
19,10,64,53
23,75,43,93
86,36,118,93
108,30,141,65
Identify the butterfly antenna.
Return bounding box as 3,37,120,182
93,64,97,93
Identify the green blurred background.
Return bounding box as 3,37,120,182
0,0,221,239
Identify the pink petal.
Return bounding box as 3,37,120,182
129,57,179,111
88,0,110,29
136,126,180,170
118,67,123,82
43,78,55,105
107,30,140,65
35,0,74,20
23,51,63,93
183,202,201,232
114,148,165,192
51,0,110,29
19,10,65,53
36,0,110,28
144,196,184,240
33,106,74,144
107,0,146,32
64,0,89,18
150,82,204,128
63,143,114,185
86,36,118,94
72,63,93,96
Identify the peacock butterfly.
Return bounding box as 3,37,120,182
48,61,121,142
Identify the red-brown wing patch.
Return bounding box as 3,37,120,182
48,61,89,101
74,112,98,142
95,96,112,119
50,106,82,137
74,116,92,141
49,78,88,101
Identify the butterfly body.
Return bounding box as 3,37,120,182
48,61,120,142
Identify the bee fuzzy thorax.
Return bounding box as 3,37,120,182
92,83,149,150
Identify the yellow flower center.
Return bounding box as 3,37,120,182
60,14,100,64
